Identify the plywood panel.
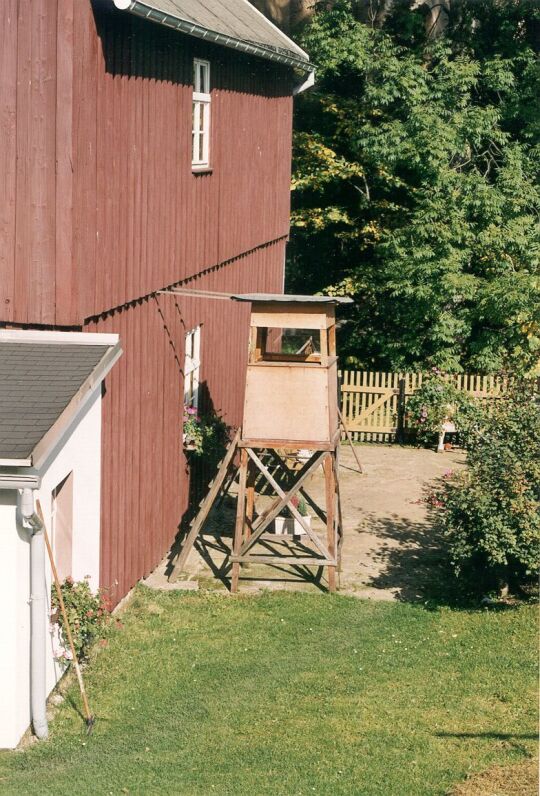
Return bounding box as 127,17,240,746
243,364,331,443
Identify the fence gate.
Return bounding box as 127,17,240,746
340,371,411,442
340,370,512,443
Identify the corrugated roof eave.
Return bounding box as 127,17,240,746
113,0,313,72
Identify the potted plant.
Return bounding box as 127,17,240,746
406,371,471,452
183,405,229,462
274,496,311,536
183,405,203,452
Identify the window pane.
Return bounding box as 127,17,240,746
192,62,210,166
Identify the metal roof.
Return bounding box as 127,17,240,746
231,294,354,305
113,0,312,71
0,331,121,463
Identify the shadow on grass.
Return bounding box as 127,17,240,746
435,732,538,740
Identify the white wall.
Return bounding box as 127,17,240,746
0,388,102,749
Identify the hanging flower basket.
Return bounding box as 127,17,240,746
182,404,229,461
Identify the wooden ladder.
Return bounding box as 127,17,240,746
168,428,241,582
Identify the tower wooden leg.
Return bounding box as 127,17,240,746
324,454,337,593
231,448,248,593
335,446,344,573
245,458,256,541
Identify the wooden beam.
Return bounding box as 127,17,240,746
324,455,337,592
239,451,329,556
231,555,336,566
168,429,240,582
245,458,256,540
246,448,332,561
231,447,248,593
338,407,363,474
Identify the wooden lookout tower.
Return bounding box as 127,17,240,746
169,294,353,592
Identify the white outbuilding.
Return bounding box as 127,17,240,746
0,329,121,748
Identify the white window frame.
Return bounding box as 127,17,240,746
184,326,201,409
192,59,211,169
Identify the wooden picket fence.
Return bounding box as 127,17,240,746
340,370,511,443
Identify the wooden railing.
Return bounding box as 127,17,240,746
340,370,511,443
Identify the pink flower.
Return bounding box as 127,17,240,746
187,407,197,415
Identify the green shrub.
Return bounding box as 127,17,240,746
51,577,112,662
434,385,540,595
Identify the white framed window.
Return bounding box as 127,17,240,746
184,326,201,409
192,59,211,169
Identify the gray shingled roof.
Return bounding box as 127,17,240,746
0,344,110,460
114,0,311,68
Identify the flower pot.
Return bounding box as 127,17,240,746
182,432,198,451
273,515,311,536
437,419,456,452
294,515,311,536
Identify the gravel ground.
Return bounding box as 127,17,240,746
144,443,466,601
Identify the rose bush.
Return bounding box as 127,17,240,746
431,384,540,597
406,371,475,446
51,577,112,662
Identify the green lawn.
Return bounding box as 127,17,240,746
0,589,537,796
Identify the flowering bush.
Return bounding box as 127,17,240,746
430,386,540,596
406,371,473,446
183,404,229,463
51,577,112,662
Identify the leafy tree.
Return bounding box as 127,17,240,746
288,0,540,373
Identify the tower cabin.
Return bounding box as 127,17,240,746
232,295,352,449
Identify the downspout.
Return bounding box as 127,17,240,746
293,69,315,96
21,487,49,740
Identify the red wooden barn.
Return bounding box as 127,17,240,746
0,0,312,605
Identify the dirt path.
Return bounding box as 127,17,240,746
331,445,465,600
145,444,465,601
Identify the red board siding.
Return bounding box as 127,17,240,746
86,239,285,603
80,6,293,318
1,1,294,604
1,2,294,326
0,0,18,323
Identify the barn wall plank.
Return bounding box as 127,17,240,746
0,0,18,322
89,239,285,604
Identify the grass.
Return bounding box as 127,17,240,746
0,588,537,796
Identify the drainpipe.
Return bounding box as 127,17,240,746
293,69,315,96
21,487,49,740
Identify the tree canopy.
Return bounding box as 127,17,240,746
288,0,540,373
